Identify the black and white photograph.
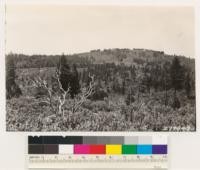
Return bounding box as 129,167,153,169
6,4,196,131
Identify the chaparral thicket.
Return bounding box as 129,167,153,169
6,49,196,131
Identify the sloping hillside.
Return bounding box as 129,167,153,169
8,48,194,70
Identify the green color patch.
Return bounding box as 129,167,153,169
122,145,137,154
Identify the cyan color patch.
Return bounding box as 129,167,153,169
137,145,152,154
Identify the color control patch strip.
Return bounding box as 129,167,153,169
28,136,167,155
28,136,168,169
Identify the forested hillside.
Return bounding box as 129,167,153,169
6,48,196,131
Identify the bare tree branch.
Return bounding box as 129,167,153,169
72,74,95,113
31,68,95,116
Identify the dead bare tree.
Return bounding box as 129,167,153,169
31,69,95,117
32,76,57,114
55,68,70,116
71,74,95,113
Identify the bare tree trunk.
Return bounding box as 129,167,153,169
32,70,95,117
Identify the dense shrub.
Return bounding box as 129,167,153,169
83,100,115,112
6,91,196,131
125,93,135,105
6,96,130,131
89,89,108,101
6,67,195,132
33,87,48,98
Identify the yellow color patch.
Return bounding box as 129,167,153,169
106,145,122,154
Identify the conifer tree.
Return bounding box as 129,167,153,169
170,57,184,96
170,57,184,109
59,54,71,92
6,54,22,99
185,72,191,98
70,64,80,98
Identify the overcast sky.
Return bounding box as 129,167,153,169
6,4,194,57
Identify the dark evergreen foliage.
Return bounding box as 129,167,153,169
170,57,185,93
125,93,135,105
6,55,22,99
185,72,192,98
59,55,71,91
6,49,196,131
58,55,80,98
6,50,195,103
70,64,80,98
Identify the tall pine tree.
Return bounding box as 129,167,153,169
58,54,71,92
185,72,191,98
70,64,80,98
162,61,171,106
58,54,80,98
6,54,22,99
170,57,184,109
170,57,184,95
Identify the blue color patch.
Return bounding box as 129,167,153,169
137,145,152,154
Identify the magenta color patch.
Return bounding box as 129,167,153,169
74,144,90,154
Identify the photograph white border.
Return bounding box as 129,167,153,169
0,0,200,169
